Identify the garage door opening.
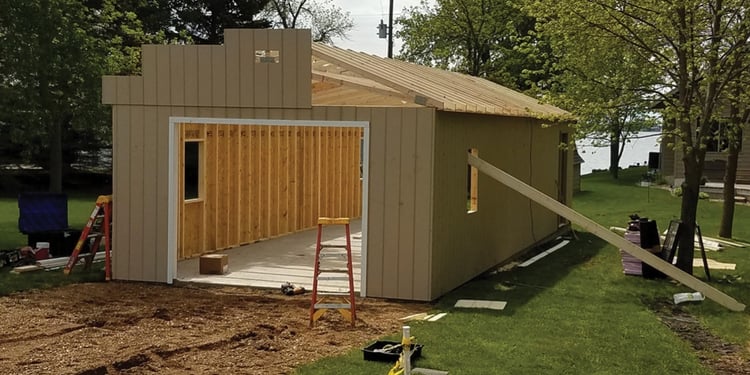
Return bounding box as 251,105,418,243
167,118,369,295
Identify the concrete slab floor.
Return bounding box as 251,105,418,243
176,219,362,294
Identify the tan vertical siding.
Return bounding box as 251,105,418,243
430,112,564,299
104,30,436,298
211,46,226,107
352,107,435,300
156,46,170,106
197,46,212,107
169,46,185,106
111,106,130,280
183,46,199,107
142,45,157,105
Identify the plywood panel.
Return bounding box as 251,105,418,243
141,45,157,105
184,46,199,106
130,77,144,105
197,46,212,107
239,30,255,107
253,30,270,108
398,109,418,299
296,30,312,107
382,108,403,297
112,106,131,280
169,45,185,106
102,76,117,105
140,105,158,282
268,31,284,107
412,109,434,300
211,46,226,107
366,108,388,297
282,31,298,107
128,107,145,280
115,76,130,105
225,29,240,108
156,45,171,106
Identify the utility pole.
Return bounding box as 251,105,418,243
387,0,394,58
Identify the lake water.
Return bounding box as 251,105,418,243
576,131,661,175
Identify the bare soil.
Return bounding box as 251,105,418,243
644,297,750,375
0,282,428,374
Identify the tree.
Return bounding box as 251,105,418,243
396,0,549,91
265,0,354,44
535,12,659,179
526,0,750,273
0,0,107,192
0,0,164,191
718,79,749,238
168,0,272,44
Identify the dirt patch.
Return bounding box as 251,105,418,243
643,297,750,375
0,282,428,374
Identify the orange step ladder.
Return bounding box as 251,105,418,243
64,195,112,280
309,217,356,327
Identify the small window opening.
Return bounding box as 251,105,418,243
184,141,202,200
467,148,479,213
255,49,280,63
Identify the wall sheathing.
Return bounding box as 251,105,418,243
430,111,568,298
106,76,436,300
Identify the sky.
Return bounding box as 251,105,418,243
327,0,429,57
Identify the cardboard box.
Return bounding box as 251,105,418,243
199,254,228,275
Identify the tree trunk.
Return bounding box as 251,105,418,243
719,125,742,238
48,115,67,193
719,145,738,238
609,132,620,179
676,150,702,274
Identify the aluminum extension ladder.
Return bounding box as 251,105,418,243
309,217,356,327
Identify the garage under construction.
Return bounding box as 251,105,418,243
102,28,574,301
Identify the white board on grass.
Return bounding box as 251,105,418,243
454,299,507,310
518,240,570,267
427,312,447,321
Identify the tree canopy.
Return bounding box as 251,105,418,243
526,0,750,272
0,0,273,192
396,0,550,91
265,0,354,44
532,7,660,179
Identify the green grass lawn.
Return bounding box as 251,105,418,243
295,167,750,374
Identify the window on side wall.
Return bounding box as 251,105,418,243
184,141,202,200
467,148,479,213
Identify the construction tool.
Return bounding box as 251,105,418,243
64,195,112,280
309,217,356,327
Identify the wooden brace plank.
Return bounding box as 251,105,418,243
468,153,745,312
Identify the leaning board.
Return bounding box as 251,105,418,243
468,153,745,312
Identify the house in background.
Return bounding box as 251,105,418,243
660,116,750,187
101,29,573,301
